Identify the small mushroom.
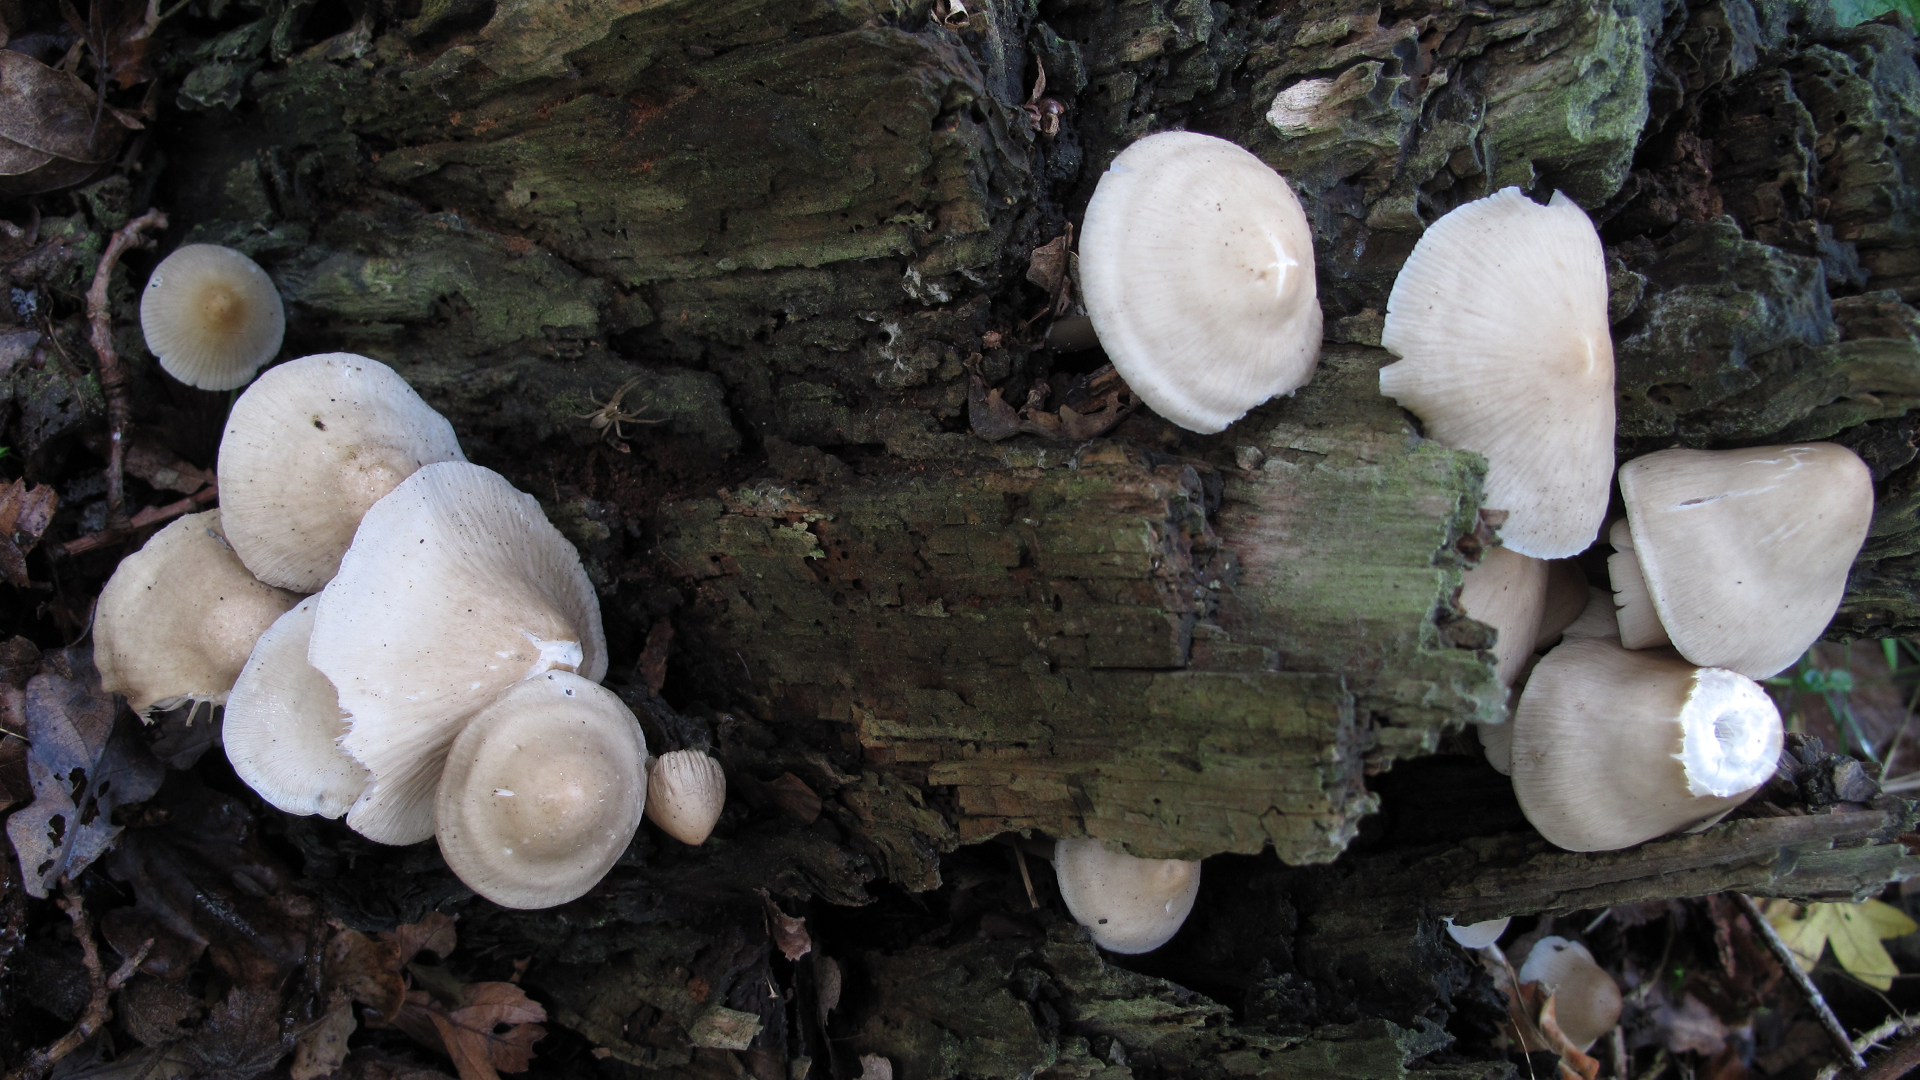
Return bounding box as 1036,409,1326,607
435,671,649,909
140,244,285,390
645,749,726,846
1078,131,1321,433
1444,916,1510,949
311,461,606,845
94,510,302,716
1459,545,1548,686
1511,637,1782,852
1615,444,1873,678
1379,187,1614,559
1518,936,1622,1052
218,353,466,592
1053,837,1201,954
223,598,368,818
1607,518,1671,650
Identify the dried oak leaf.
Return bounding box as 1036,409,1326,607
0,49,127,195
383,910,459,964
292,996,357,1080
390,983,547,1080
0,476,57,586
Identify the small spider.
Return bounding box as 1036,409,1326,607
575,377,661,452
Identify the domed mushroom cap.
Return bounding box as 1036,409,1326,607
1053,837,1201,954
1512,637,1782,852
1519,937,1622,1051
645,749,726,846
435,671,648,910
311,462,606,846
1079,131,1322,433
1618,443,1873,679
95,510,302,715
224,598,367,818
140,244,285,390
219,353,466,592
1459,545,1548,685
1379,187,1614,559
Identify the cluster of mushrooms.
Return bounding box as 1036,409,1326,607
93,245,726,909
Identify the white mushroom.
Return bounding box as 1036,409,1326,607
223,598,367,818
1444,916,1510,949
140,244,285,390
1053,837,1201,954
1519,936,1622,1052
1459,545,1548,685
645,749,726,846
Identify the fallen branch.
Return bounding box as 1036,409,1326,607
2,880,153,1080
86,208,168,531
1735,893,1867,1072
1815,1015,1920,1080
57,483,217,556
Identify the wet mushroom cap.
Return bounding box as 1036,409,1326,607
1053,837,1202,954
223,598,368,818
1617,443,1873,679
140,244,285,390
435,671,648,910
1379,187,1614,559
1079,131,1322,433
645,749,726,846
1519,936,1622,1052
94,510,302,715
219,353,466,592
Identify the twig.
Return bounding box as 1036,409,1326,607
1012,842,1037,909
1861,1031,1920,1080
1818,1016,1920,1080
57,483,216,556
2,880,153,1080
86,208,168,530
1735,893,1867,1071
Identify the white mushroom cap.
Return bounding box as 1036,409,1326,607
1536,559,1589,646
140,244,285,390
1478,720,1513,776
311,462,606,846
1617,444,1874,679
94,510,303,715
223,598,367,818
1518,937,1622,1051
1512,637,1782,851
1078,131,1322,433
1560,586,1624,642
1379,188,1614,559
1608,518,1671,650
436,671,648,909
1444,916,1510,949
1053,837,1201,954
645,749,726,846
219,353,466,592
1459,545,1548,685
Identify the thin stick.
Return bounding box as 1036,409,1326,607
1862,1030,1920,1080
1012,842,1038,909
1735,893,1866,1071
85,208,168,530
2,880,153,1080
57,483,216,556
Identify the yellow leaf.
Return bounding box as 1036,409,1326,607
1764,899,1916,991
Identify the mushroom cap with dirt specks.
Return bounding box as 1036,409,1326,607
223,597,367,818
1379,187,1614,560
1053,837,1201,954
1078,131,1321,434
140,244,285,390
435,671,648,910
219,353,466,593
1519,936,1622,1051
645,749,726,846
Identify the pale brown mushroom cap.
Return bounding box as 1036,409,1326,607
311,462,606,846
1536,559,1590,646
435,671,648,909
94,510,302,715
1459,545,1548,686
140,244,285,390
219,353,466,592
223,598,367,818
1618,443,1873,679
645,749,726,846
1079,131,1322,433
1561,586,1624,642
1519,937,1622,1051
1379,188,1614,559
1512,637,1782,851
1053,837,1201,954
1608,518,1672,649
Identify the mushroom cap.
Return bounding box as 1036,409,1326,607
1536,559,1590,646
1379,187,1614,559
1459,545,1548,685
435,671,648,909
1519,937,1621,1051
223,598,368,818
1053,837,1201,954
219,353,466,592
140,244,285,390
1618,444,1873,679
95,510,303,715
1608,519,1672,650
1560,586,1624,642
1512,637,1782,851
1078,131,1322,434
1444,916,1510,949
311,461,607,846
645,749,726,846
1478,721,1513,776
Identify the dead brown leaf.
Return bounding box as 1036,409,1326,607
0,477,58,586
326,930,407,1022
636,618,673,695
759,889,812,962
1538,995,1602,1080
1026,228,1073,316
383,910,459,965
391,983,547,1080
968,365,1136,443
0,50,126,195
292,996,357,1080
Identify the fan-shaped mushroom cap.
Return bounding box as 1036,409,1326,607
1053,837,1201,954
224,598,367,818
140,244,285,390
1512,637,1782,852
219,353,466,592
311,462,606,846
1617,444,1873,679
1608,518,1671,650
1537,560,1590,646
1079,131,1321,433
95,510,302,715
1460,546,1548,685
1519,937,1622,1051
1379,188,1614,559
1444,916,1510,949
436,671,648,909
645,749,726,846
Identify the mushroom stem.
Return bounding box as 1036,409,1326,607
87,208,168,530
